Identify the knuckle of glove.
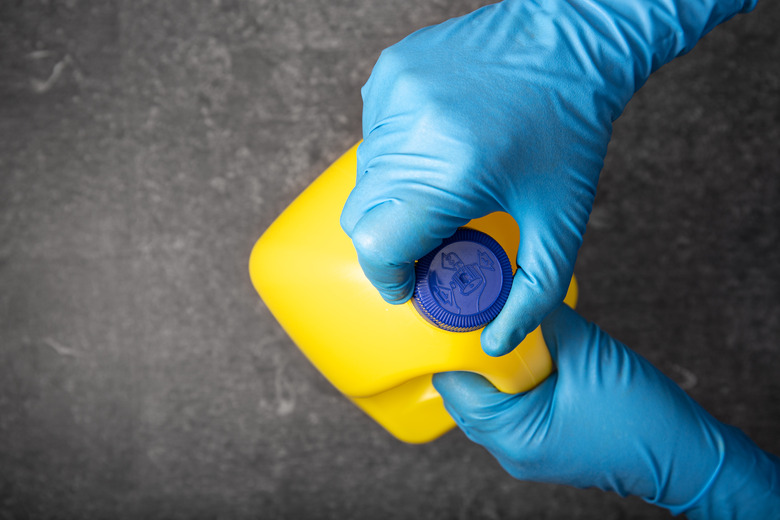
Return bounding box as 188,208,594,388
350,223,408,269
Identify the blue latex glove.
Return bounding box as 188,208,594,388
340,0,757,356
433,305,780,518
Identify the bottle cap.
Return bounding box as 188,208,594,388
412,228,513,332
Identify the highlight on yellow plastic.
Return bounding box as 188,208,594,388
249,143,578,443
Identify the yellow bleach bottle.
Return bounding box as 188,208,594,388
249,143,577,443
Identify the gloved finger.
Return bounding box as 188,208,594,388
342,198,470,304
432,371,558,428
432,371,512,416
340,156,473,303
481,236,575,356
432,372,518,434
480,263,566,356
432,370,559,456
481,198,586,356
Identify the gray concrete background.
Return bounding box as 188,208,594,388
0,1,778,518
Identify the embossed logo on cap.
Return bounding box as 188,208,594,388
413,228,513,332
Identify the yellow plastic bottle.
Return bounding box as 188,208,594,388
249,143,577,443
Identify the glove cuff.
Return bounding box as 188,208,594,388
657,423,780,519
649,441,724,516
568,0,759,96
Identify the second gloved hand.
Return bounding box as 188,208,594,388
433,305,780,518
340,0,757,355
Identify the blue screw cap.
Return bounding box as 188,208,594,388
412,228,513,332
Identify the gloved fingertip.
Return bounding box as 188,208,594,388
430,371,454,392
431,371,470,393
480,337,517,358
481,319,530,358
432,371,499,407
378,278,415,304
355,250,416,304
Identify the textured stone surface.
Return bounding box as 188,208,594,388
0,1,777,518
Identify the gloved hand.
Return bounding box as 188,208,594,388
433,305,780,518
340,0,757,355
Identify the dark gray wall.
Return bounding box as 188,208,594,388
1,1,778,518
